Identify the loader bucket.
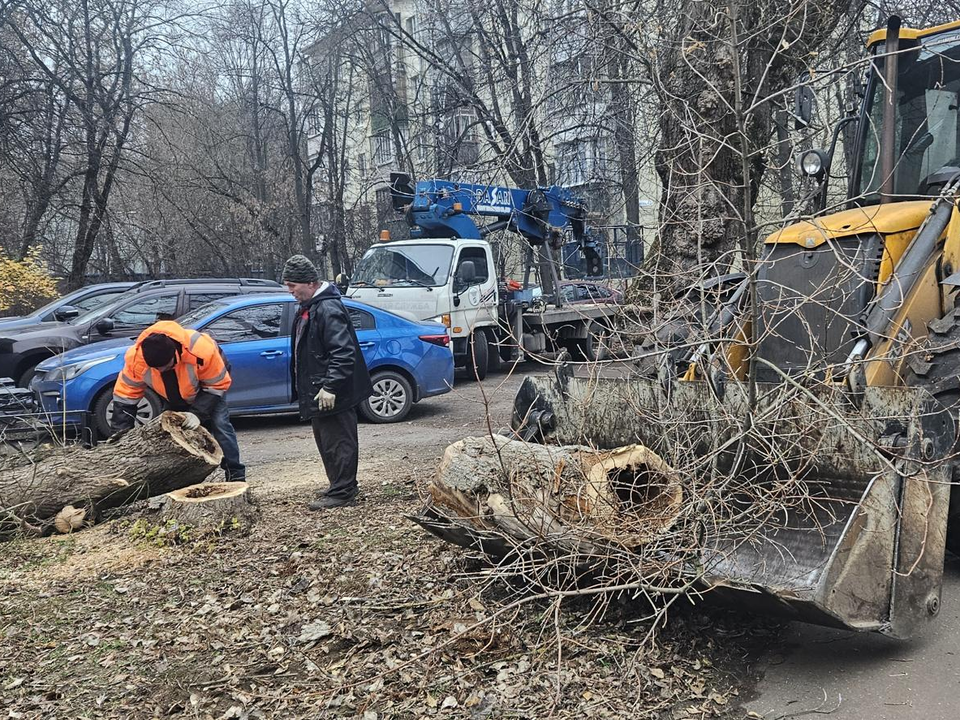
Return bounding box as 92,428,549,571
507,372,953,638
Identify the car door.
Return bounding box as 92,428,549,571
88,291,181,343
347,305,381,368
202,302,289,408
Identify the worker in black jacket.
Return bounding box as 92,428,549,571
283,254,373,510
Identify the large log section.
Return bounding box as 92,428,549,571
417,435,683,555
1,412,222,534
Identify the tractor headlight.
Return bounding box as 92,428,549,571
45,355,117,382
799,149,828,178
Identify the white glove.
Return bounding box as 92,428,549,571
314,388,336,411
181,411,201,430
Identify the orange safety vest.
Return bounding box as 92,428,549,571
113,321,231,405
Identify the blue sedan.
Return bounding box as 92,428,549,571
32,293,454,437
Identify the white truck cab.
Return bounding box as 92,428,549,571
347,238,499,372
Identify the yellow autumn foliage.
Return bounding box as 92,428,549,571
0,247,59,315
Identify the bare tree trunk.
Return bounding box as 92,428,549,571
1,412,222,530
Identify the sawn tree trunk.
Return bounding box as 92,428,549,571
1,412,223,533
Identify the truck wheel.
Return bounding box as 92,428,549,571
93,387,162,439
905,315,960,555
467,331,489,381
360,370,413,423
485,330,502,374
572,322,612,362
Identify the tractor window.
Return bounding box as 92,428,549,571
857,30,960,201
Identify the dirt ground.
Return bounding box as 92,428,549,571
0,364,776,719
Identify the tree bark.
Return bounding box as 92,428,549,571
652,0,861,284
0,412,223,530
424,435,683,552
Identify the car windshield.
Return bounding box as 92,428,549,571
13,288,84,319
353,244,454,287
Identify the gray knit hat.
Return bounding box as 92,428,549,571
281,254,319,284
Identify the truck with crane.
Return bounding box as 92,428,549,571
346,173,621,378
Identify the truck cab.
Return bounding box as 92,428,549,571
348,238,499,371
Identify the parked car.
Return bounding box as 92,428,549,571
558,281,623,305
0,281,135,331
31,293,454,436
0,278,280,386
529,281,623,306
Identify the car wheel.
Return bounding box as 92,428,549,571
17,364,40,388
360,370,413,423
93,387,162,439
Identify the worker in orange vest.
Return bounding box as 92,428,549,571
111,320,246,481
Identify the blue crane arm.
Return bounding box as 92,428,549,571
390,174,588,245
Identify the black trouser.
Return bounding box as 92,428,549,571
310,407,359,499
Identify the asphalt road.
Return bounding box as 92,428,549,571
744,556,960,720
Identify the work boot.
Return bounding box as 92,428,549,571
307,493,357,511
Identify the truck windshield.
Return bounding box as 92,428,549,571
857,28,960,201
353,244,454,287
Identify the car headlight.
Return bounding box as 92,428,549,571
45,355,118,382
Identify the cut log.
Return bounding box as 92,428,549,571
154,481,257,535
0,411,223,536
420,435,683,553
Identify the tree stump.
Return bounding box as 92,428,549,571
420,435,683,553
154,481,257,536
0,411,223,537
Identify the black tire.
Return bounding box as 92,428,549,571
485,330,502,374
92,387,162,439
17,364,39,388
569,322,613,362
905,313,960,555
467,331,489,381
360,370,413,423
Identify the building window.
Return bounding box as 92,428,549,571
372,132,393,166
557,139,607,186
306,107,323,137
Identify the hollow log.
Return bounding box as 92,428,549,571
154,482,257,535
0,411,223,532
422,435,682,552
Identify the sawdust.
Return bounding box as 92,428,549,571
2,525,161,589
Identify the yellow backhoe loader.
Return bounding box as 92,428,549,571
421,17,960,638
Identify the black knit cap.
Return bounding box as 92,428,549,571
281,254,319,284
141,333,179,368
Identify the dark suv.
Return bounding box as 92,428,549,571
0,278,280,386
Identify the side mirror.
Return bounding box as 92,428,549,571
95,317,115,335
793,81,814,130
54,305,80,322
335,273,351,294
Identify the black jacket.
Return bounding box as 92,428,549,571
292,284,373,420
